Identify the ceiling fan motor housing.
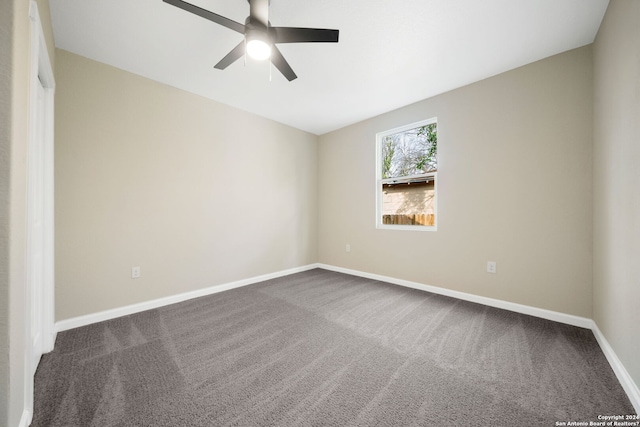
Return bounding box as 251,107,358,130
245,17,271,42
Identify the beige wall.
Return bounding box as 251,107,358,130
593,0,640,391
0,0,13,421
2,0,56,425
318,46,594,317
54,49,318,320
8,1,30,423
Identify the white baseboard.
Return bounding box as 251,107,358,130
17,410,30,427
591,322,640,414
55,264,319,333
318,263,639,412
53,262,638,413
56,262,590,334
317,263,593,329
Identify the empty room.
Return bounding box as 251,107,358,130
1,0,639,426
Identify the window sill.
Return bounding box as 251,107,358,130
376,224,437,232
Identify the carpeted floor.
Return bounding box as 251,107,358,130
32,269,635,426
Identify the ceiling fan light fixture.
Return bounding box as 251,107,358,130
246,38,271,60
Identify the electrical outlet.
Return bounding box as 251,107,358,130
486,261,497,274
346,244,351,253
132,266,141,279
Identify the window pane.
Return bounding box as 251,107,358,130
381,175,435,226
381,123,437,179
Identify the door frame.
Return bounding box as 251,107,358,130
24,1,55,425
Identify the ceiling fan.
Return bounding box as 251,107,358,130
163,0,340,81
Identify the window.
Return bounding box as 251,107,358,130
376,118,438,230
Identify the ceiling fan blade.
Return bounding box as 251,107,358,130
163,0,245,34
249,0,269,28
270,46,297,81
214,41,246,70
270,27,339,44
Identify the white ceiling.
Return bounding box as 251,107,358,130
50,0,609,135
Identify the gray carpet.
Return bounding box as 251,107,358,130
32,269,635,426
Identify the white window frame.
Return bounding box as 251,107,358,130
375,118,438,231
